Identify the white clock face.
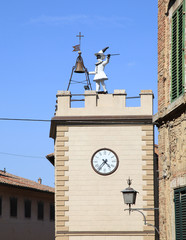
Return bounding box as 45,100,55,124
91,148,119,175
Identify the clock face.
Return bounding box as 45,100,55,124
91,148,119,175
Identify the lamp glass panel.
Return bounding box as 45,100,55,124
123,193,134,204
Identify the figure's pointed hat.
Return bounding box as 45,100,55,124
95,46,109,56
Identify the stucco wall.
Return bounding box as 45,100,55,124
0,185,54,240
67,125,145,232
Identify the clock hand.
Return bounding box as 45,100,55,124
97,162,106,170
105,163,111,168
102,159,111,169
97,159,112,171
105,160,111,168
97,159,109,171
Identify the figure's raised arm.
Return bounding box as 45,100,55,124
102,54,110,66
89,65,97,75
89,71,96,75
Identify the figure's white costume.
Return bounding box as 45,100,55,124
89,47,110,92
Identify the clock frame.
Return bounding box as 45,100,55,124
91,148,119,176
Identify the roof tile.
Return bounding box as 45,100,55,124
0,170,54,193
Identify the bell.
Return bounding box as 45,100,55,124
74,52,85,73
74,61,85,73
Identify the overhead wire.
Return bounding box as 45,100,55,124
0,152,45,159
0,118,51,122
0,118,51,159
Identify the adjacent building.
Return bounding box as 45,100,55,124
154,0,186,239
50,89,156,240
0,170,55,240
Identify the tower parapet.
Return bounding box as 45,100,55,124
54,89,153,116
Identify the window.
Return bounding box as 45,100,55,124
0,197,2,216
37,201,44,220
24,200,31,218
171,1,185,101
10,197,17,217
174,187,186,240
50,203,55,221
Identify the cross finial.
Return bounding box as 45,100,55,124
76,32,84,49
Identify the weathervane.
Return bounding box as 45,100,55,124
67,32,92,91
72,32,84,52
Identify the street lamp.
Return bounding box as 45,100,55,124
121,177,159,235
121,177,138,213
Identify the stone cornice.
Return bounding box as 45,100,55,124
50,115,153,139
56,230,155,236
153,94,186,126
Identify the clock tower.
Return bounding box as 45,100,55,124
50,89,155,240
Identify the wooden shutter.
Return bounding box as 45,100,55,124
175,190,181,240
174,187,186,240
38,201,44,220
171,2,185,101
181,192,186,239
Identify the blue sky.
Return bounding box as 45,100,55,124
0,1,158,187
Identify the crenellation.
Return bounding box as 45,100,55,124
54,90,153,116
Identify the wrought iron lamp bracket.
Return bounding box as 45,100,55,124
124,207,159,235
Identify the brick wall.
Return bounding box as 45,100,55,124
158,0,171,113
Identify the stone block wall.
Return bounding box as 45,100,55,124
156,1,186,239
157,111,186,240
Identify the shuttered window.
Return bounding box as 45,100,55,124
50,203,55,221
0,197,2,216
10,197,17,217
37,201,44,220
171,2,185,101
24,200,31,218
174,187,186,240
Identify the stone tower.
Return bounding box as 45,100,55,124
50,90,155,240
154,0,186,239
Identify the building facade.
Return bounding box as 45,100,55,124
0,170,55,240
50,89,156,240
154,0,186,239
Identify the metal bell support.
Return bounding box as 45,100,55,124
67,51,92,91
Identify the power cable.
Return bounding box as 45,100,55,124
0,152,45,159
0,119,51,159
0,118,51,122
0,118,51,159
